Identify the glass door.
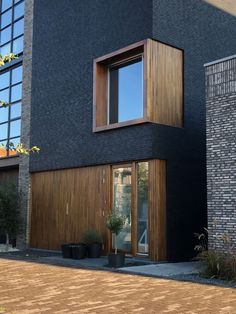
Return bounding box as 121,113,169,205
112,162,149,256
137,162,149,254
112,166,132,253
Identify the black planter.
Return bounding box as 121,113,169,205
87,243,102,258
61,244,73,258
108,253,125,268
71,244,86,259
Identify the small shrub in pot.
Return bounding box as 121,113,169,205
82,229,103,258
106,211,126,268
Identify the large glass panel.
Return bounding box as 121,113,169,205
0,71,10,90
13,2,24,20
12,34,23,54
1,0,12,12
0,122,8,140
109,57,143,124
10,101,21,118
0,106,9,123
137,162,149,254
10,118,20,137
11,82,22,101
13,18,23,38
0,87,9,102
0,25,11,45
8,136,20,156
0,42,10,55
113,167,132,252
11,65,22,84
1,9,12,29
0,140,7,157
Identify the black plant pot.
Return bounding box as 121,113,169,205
71,244,86,259
61,244,73,258
108,253,125,268
87,243,102,258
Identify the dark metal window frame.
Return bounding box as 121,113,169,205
0,0,24,56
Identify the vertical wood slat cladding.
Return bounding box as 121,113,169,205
149,159,166,261
30,165,111,251
93,39,183,131
93,62,108,128
147,39,183,128
30,160,166,261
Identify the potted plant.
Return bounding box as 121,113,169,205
106,211,126,268
0,184,21,252
82,229,103,258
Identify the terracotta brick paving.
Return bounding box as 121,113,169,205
0,259,236,313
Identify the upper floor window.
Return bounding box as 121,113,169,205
93,39,183,132
108,56,143,124
0,0,24,56
0,64,22,158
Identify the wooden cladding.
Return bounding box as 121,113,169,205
93,38,183,131
30,159,166,261
148,159,166,261
30,166,111,251
146,40,183,127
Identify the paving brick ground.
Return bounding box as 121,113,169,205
0,259,236,313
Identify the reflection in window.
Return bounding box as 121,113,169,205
109,57,143,124
0,65,22,157
0,0,24,55
113,167,132,252
137,162,149,254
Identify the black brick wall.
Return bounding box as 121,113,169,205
29,0,236,260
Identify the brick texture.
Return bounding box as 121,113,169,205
17,0,34,249
206,57,236,252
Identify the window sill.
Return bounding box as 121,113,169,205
93,117,149,132
0,155,19,168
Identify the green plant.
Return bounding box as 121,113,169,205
194,228,236,281
0,184,21,250
82,229,103,244
106,211,126,254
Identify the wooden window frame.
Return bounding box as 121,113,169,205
93,38,183,132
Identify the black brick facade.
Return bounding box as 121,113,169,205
206,57,236,252
27,0,236,260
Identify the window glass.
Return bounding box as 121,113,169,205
8,136,20,155
0,88,9,102
0,106,9,123
12,34,23,54
0,122,8,140
10,101,21,118
1,0,12,12
0,25,11,45
14,1,24,20
109,58,143,124
13,17,23,38
1,8,12,29
137,162,149,254
10,118,20,137
0,2,24,158
11,65,22,84
0,71,10,90
0,140,7,157
0,42,10,55
11,83,22,102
